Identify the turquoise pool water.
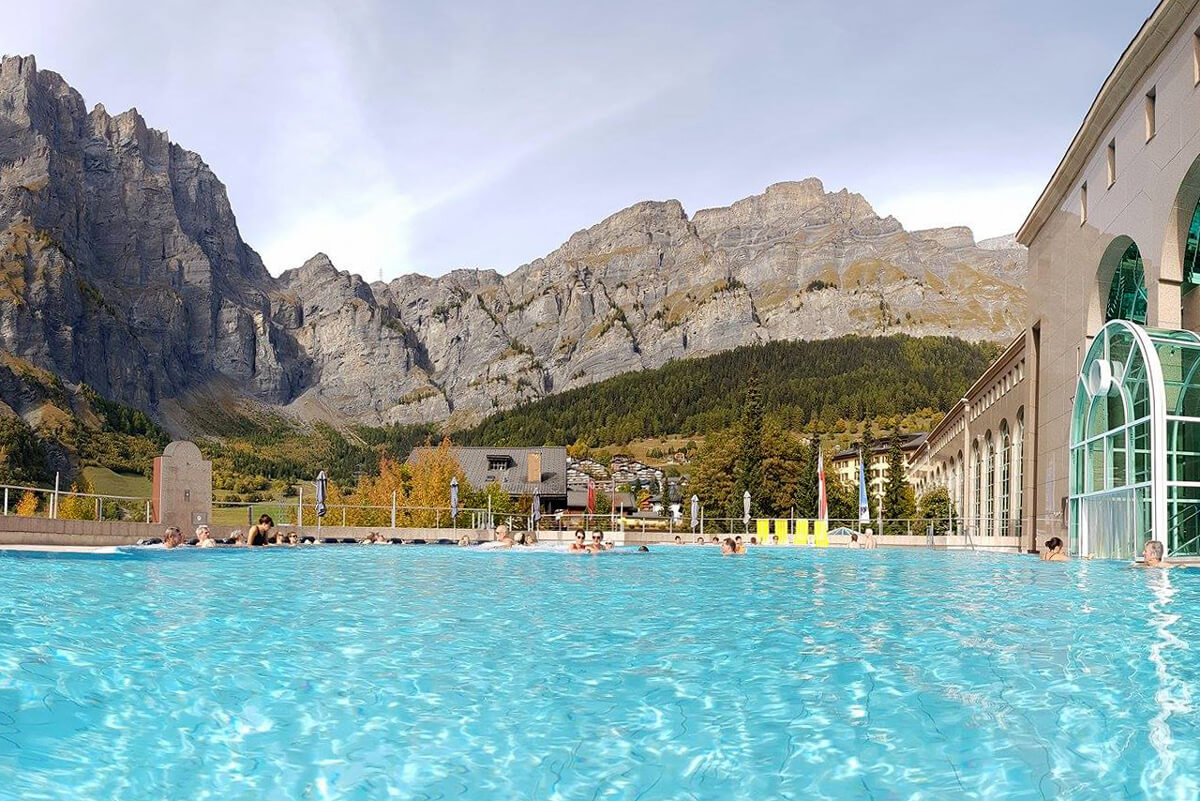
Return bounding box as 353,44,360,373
1,546,1199,800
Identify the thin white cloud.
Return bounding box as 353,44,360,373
875,177,1048,241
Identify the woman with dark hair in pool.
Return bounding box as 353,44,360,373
721,538,737,555
568,529,587,552
1042,537,1068,562
245,514,274,547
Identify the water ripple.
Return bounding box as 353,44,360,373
1,547,1199,800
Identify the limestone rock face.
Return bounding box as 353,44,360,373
0,55,1028,431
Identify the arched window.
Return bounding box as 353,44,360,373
1014,409,1024,540
1105,242,1148,324
971,442,981,531
999,420,1011,536
1185,195,1200,286
956,450,964,524
985,432,996,536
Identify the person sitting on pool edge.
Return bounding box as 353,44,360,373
245,514,274,546
1041,537,1068,562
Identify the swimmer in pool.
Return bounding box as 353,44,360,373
1041,537,1068,562
1136,539,1173,568
721,537,737,555
480,524,515,550
734,536,746,554
674,535,683,545
569,529,588,552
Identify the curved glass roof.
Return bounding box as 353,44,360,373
1071,320,1200,558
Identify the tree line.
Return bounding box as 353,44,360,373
459,335,997,447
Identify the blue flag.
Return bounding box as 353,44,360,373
858,459,870,524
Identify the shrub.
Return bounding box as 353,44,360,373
14,490,39,517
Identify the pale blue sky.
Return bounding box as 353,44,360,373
4,0,1155,280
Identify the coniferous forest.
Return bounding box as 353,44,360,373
459,335,999,447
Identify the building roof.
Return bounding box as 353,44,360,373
1017,0,1188,245
832,433,928,462
408,445,567,497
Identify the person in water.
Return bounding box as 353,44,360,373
710,536,721,546
196,525,215,548
674,535,683,545
720,537,737,555
1137,539,1172,568
245,515,274,547
569,529,588,552
694,536,704,545
458,534,471,547
480,524,515,550
1041,537,1068,562
848,532,861,549
734,535,747,554
862,528,877,550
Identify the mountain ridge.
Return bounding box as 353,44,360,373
0,54,1027,436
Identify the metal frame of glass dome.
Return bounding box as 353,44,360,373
1070,319,1200,559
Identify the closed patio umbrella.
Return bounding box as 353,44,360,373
315,470,328,534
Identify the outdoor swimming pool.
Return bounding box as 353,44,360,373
1,546,1197,800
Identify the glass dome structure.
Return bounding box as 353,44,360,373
1070,319,1200,558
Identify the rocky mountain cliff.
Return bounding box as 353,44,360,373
0,55,1026,432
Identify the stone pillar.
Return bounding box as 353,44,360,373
152,441,212,527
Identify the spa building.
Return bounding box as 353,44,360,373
911,0,1200,559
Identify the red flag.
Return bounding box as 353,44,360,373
817,450,828,523
586,478,596,513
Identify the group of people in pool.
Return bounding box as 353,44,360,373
664,528,877,552
1041,536,1187,568
147,515,422,548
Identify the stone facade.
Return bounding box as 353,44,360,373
916,0,1200,552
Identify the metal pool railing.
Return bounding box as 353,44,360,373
0,482,153,522
210,500,491,530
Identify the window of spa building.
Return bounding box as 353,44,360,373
1105,242,1148,325
1184,195,1200,287
1145,87,1156,142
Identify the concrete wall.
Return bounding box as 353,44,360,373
1024,1,1200,550
0,515,489,547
